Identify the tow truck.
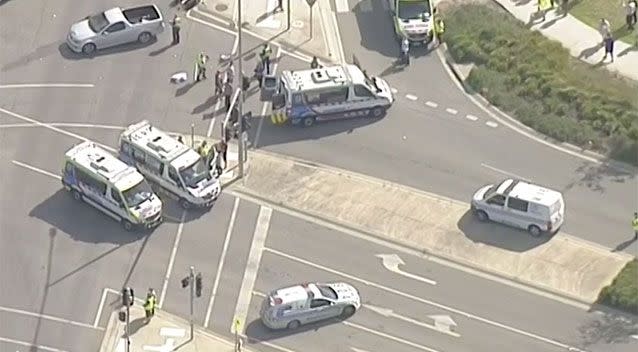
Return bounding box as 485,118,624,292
388,0,434,46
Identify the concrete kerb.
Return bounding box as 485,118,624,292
98,307,122,352
436,43,637,173
230,149,632,304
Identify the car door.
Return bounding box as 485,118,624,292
483,194,507,223
307,298,335,323
504,197,531,229
99,22,128,48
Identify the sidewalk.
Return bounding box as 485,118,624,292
492,0,638,81
230,150,633,304
191,0,345,64
99,305,253,352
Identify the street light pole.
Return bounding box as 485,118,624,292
125,304,130,352
189,266,195,340
287,0,291,31
237,0,246,178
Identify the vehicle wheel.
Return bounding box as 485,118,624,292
528,225,542,238
475,210,489,222
71,190,82,201
179,198,192,210
302,116,315,127
122,220,134,232
341,305,356,318
81,43,96,55
371,106,385,118
138,32,152,44
286,320,301,330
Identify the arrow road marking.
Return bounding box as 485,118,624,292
365,304,460,337
376,254,437,285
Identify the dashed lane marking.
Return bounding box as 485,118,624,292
445,108,458,115
465,115,478,121
425,101,438,108
390,87,398,94
0,306,103,331
0,337,68,352
405,94,418,101
486,121,499,128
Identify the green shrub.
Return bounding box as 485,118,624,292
598,259,638,314
443,4,638,165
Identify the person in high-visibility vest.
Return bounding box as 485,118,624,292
260,44,272,75
195,52,209,82
632,212,638,240
433,16,445,47
144,290,156,323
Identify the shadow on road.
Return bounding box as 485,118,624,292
245,316,349,343
456,211,551,252
563,160,635,194
579,304,638,346
353,0,398,58
29,189,151,244
30,227,56,352
57,38,158,61
1,41,61,72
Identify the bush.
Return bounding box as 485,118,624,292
443,4,638,165
598,259,638,314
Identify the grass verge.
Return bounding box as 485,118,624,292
569,0,636,45
443,3,638,165
598,259,638,314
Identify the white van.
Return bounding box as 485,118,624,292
118,121,221,209
471,178,565,237
62,141,163,231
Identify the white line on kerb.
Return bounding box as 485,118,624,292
12,160,61,180
425,101,438,108
0,83,94,89
481,163,530,182
159,211,187,309
405,94,418,101
0,337,69,352
93,288,109,327
204,198,240,328
445,108,458,115
0,306,102,331
263,248,590,352
232,206,272,333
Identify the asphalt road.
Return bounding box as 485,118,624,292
1,1,636,352
246,0,638,252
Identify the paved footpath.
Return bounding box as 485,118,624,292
230,149,632,304
492,0,638,81
100,304,254,352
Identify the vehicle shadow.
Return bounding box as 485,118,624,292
247,115,383,149
244,316,349,343
353,0,399,58
57,37,159,61
456,210,551,252
29,189,152,244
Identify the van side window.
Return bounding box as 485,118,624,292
146,156,163,175
354,85,374,98
320,87,348,104
292,93,303,106
76,168,106,195
111,188,124,206
507,198,529,212
121,141,132,156
133,148,146,163
486,194,505,206
168,167,180,184
64,162,75,175
304,91,322,105
310,299,331,309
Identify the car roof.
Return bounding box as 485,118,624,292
104,8,126,24
121,120,191,163
282,64,368,92
496,179,562,206
272,283,322,305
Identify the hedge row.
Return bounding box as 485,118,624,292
598,259,638,315
443,4,638,165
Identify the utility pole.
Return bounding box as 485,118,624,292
181,267,203,342
287,0,291,31
237,0,245,178
120,287,134,352
189,266,194,339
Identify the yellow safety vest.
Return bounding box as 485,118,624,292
270,110,288,125
633,218,638,231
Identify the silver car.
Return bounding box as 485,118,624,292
260,282,361,330
66,5,165,55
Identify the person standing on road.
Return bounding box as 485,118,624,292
225,61,235,85
214,69,223,96
254,59,264,88
223,81,233,112
260,44,272,74
144,289,157,324
599,18,614,62
171,15,181,45
624,1,637,30
195,52,209,82
632,212,638,240
602,35,615,62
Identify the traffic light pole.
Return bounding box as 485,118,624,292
189,266,195,341
237,0,245,179
125,304,130,352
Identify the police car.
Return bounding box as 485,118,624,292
118,121,221,209
271,62,394,127
259,282,361,330
62,141,163,231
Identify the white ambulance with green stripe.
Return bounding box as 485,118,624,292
62,141,163,231
388,0,434,45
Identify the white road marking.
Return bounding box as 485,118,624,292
232,206,272,333
425,101,438,108
344,322,442,352
158,211,187,309
350,348,372,352
0,306,102,331
256,0,281,29
390,87,398,94
405,94,418,101
263,247,592,352
254,47,281,148
480,163,530,182
445,108,458,115
465,114,478,121
206,114,218,138
0,337,69,352
11,160,61,180
160,327,185,337
93,288,109,327
485,121,498,128
335,0,350,13
204,197,241,328
376,254,436,285
0,122,124,130
0,83,94,89
365,304,460,337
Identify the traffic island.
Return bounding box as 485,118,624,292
230,150,633,304
598,259,638,314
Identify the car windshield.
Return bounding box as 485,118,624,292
179,158,210,188
88,13,110,33
316,284,338,300
483,185,497,199
122,180,153,208
398,2,430,21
